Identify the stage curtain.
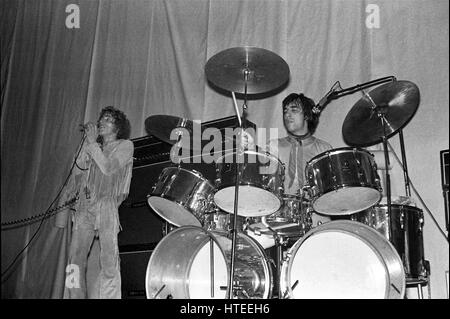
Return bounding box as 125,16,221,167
1,0,448,298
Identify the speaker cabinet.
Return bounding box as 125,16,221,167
119,246,154,299
118,162,170,247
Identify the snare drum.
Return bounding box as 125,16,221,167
305,147,382,215
214,150,284,217
147,167,215,227
263,194,313,237
350,204,427,282
246,195,313,249
203,209,248,232
280,220,405,299
145,226,273,299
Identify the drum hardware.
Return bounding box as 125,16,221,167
153,284,166,299
341,78,440,295
205,46,289,299
342,78,420,225
142,71,431,298
209,238,215,297
282,280,299,299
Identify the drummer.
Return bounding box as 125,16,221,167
270,93,332,193
245,93,333,225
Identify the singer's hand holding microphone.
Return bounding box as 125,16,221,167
81,122,98,144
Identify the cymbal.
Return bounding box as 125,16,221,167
145,115,202,150
342,80,420,147
205,46,290,95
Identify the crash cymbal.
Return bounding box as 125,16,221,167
145,115,202,150
342,80,420,147
205,46,290,95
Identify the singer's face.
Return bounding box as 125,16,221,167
97,113,118,138
283,102,308,135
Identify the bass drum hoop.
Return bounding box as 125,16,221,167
280,220,405,299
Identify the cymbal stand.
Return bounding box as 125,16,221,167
397,129,414,281
365,91,393,227
227,68,250,299
273,232,286,299
398,130,411,197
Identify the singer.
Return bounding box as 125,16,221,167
63,106,133,299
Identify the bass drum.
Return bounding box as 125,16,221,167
280,220,405,299
145,226,273,299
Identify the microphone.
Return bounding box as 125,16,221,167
313,88,337,114
79,123,99,132
313,83,341,114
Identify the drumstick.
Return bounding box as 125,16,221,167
231,92,242,127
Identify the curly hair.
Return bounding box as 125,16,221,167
282,93,320,134
96,106,131,144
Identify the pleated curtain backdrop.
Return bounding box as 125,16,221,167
1,0,448,298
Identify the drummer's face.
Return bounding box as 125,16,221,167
283,102,308,135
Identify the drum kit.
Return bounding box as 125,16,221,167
143,47,426,299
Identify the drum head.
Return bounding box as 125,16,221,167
148,196,202,227
281,220,405,299
312,187,381,215
146,226,272,299
145,226,227,299
214,186,281,216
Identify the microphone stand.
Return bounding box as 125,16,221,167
398,130,412,197
333,76,397,99
314,76,397,113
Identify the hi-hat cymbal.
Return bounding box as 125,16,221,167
145,115,202,150
342,80,420,147
205,46,290,95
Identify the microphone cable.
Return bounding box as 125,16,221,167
1,133,86,280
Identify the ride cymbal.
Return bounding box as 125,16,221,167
205,46,290,95
342,80,420,147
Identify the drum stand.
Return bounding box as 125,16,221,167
227,72,250,299
388,131,433,298
273,233,288,299
370,98,430,299
364,91,393,230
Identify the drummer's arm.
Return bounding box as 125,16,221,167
241,129,256,150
